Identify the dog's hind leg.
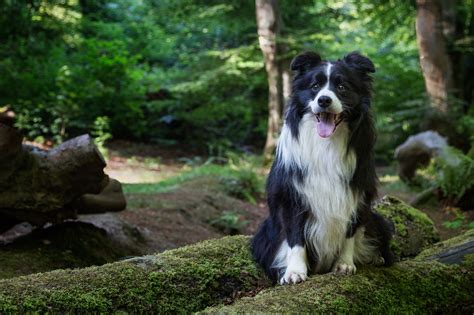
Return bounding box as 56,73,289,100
332,236,357,275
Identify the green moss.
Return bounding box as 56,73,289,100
375,195,440,257
202,230,474,314
203,259,473,314
0,236,269,313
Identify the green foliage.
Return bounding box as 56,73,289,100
91,116,112,156
441,208,474,230
220,169,263,204
209,211,249,235
433,147,474,203
1,0,471,159
123,152,264,198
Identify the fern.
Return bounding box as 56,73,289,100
434,147,474,203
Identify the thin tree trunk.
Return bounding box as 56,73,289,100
256,0,283,162
281,58,292,115
416,0,454,113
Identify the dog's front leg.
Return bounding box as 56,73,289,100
280,244,308,284
279,211,309,285
332,236,356,275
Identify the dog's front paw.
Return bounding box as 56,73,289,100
280,269,308,285
332,262,357,275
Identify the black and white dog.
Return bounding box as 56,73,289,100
252,52,394,285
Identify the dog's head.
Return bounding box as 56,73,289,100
290,51,375,138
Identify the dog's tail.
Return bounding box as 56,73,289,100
251,217,282,283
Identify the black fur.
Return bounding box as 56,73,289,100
252,51,395,284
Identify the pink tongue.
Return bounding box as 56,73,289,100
316,114,336,138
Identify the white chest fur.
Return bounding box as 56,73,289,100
277,114,359,272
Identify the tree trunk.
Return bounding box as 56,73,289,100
256,0,284,162
281,58,292,114
0,196,460,313
416,0,454,113
0,124,126,230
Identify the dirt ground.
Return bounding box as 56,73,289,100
102,140,267,252
105,141,473,247
377,166,474,240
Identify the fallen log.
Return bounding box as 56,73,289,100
0,198,462,313
203,230,474,314
0,123,125,230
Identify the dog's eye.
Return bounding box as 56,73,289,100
311,83,320,90
337,84,346,92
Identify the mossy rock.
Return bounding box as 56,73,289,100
375,195,440,257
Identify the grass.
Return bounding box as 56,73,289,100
123,156,264,197
379,164,436,194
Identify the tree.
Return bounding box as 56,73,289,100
256,0,284,162
415,0,474,116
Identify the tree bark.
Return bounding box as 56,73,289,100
256,0,284,162
416,0,454,113
281,57,292,114
0,124,125,230
0,197,458,313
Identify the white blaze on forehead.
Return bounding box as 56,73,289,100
308,62,343,114
326,62,332,79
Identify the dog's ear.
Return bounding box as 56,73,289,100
290,52,321,74
343,52,375,74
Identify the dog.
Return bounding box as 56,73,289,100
252,51,394,285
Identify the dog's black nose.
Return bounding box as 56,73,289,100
318,96,332,108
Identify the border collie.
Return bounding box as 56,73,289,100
252,52,394,285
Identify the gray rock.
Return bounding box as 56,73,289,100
394,131,447,181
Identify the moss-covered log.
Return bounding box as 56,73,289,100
375,195,440,257
0,197,457,313
0,235,266,313
0,124,126,230
203,230,474,314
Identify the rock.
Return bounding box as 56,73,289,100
0,218,146,280
0,125,127,230
394,130,447,181
77,213,149,254
73,178,127,214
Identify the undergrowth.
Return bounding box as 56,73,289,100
123,154,264,203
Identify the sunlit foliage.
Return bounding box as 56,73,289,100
0,0,471,160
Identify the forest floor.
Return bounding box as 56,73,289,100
106,140,473,245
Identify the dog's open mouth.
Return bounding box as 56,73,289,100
315,112,343,138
